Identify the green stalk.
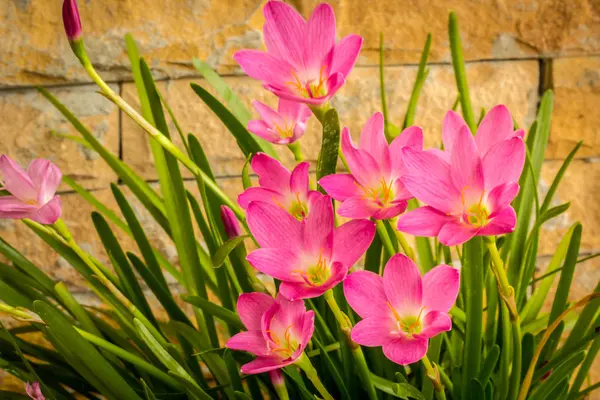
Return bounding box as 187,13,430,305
287,142,304,162
76,53,242,217
391,220,416,261
295,352,334,400
422,354,447,400
323,290,378,400
315,108,341,192
448,12,476,133
376,220,397,257
462,237,483,398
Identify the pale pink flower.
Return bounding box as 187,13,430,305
220,205,242,238
246,193,375,300
0,156,62,224
248,99,312,145
344,254,459,365
26,382,45,400
397,105,525,246
319,112,423,220
234,2,363,105
238,153,319,221
226,293,314,374
62,0,83,41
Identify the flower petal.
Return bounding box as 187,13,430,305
329,34,363,78
437,221,477,246
487,182,519,214
383,254,423,315
450,126,484,193
29,196,61,224
273,294,308,328
278,262,348,300
299,310,315,349
241,356,291,375
318,174,361,201
482,137,525,190
478,206,516,236
0,155,36,202
422,265,460,313
27,159,62,205
237,292,276,331
238,187,285,210
383,336,429,365
401,148,460,213
303,193,334,254
337,195,379,219
251,153,291,193
252,100,284,127
396,206,454,237
359,113,389,171
0,196,37,219
351,316,397,346
332,219,375,268
263,1,306,69
344,270,388,318
417,311,452,338
226,331,269,356
305,3,336,72
248,120,280,143
289,162,310,197
247,248,302,282
442,110,468,154
234,50,293,88
278,99,310,122
247,201,303,250
476,105,514,156
341,128,381,187
372,201,407,220
389,126,424,174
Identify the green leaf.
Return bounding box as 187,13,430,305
477,345,499,386
568,334,600,399
467,379,485,400
242,154,253,190
402,33,432,130
314,338,351,400
528,351,585,400
540,141,582,214
0,237,55,296
182,295,245,330
190,83,265,157
34,301,143,399
537,202,570,227
316,109,341,190
448,12,476,132
212,235,249,267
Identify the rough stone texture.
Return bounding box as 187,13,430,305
122,60,538,181
538,159,600,256
2,0,600,86
548,56,600,159
0,84,119,191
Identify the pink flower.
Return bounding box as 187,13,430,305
238,153,319,221
396,105,525,246
226,292,314,374
248,99,312,144
319,113,423,220
26,382,45,400
234,2,363,105
246,193,375,300
62,0,83,41
220,205,242,238
0,156,62,224
344,254,459,365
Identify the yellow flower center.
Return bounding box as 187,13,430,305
387,302,425,337
273,192,308,221
293,250,330,287
266,325,298,359
356,178,395,207
273,122,294,139
286,66,328,99
461,187,490,227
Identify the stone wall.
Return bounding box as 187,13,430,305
1,0,599,391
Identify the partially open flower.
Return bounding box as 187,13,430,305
26,382,45,400
397,105,525,246
344,254,460,365
248,99,312,145
234,2,362,105
319,112,423,220
246,193,375,300
226,292,314,374
0,156,62,224
238,153,319,221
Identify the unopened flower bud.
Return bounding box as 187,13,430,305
62,0,82,41
220,205,242,238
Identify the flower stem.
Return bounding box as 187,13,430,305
323,290,378,400
391,220,416,261
422,354,446,400
484,237,518,320
295,353,334,400
78,57,243,218
287,142,304,162
270,370,290,400
376,220,396,257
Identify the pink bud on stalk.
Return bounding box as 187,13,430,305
26,382,46,400
220,205,242,238
62,0,82,41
